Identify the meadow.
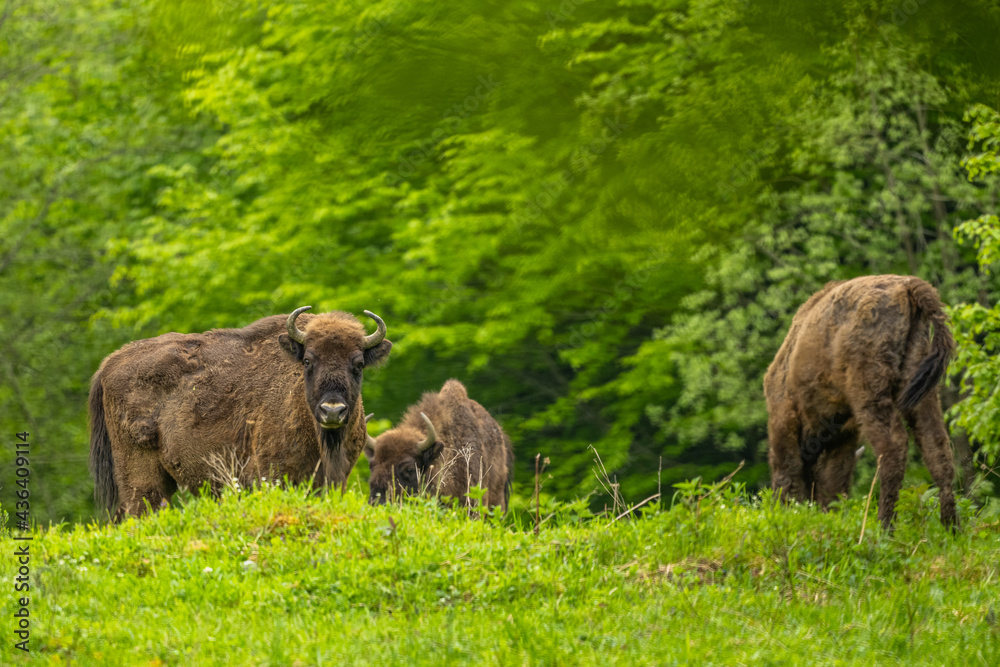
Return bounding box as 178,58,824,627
3,476,999,665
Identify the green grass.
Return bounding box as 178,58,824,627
2,480,999,666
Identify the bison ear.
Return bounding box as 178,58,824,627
278,333,305,361
363,339,392,368
363,441,375,463
416,440,442,470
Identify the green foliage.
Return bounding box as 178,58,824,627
2,484,998,664
949,104,1000,470
3,0,1000,523
0,0,215,520
644,27,1000,492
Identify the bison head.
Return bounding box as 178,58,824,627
278,306,392,439
364,413,443,504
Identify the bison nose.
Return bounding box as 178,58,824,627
318,402,348,428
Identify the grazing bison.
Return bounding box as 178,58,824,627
89,307,392,520
765,275,957,529
363,379,513,511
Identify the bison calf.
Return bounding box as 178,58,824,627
364,379,513,511
89,307,391,520
764,275,957,529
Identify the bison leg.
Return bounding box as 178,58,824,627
767,411,806,503
854,402,908,529
907,391,959,530
115,448,177,519
814,437,860,509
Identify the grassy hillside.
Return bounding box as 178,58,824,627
2,479,999,665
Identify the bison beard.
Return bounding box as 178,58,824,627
88,308,391,521
364,379,514,512
764,275,957,530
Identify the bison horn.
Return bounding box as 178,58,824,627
362,310,386,349
287,306,311,344
417,412,438,452
365,414,378,452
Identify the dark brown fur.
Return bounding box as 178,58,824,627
764,275,957,529
364,379,513,512
89,311,391,520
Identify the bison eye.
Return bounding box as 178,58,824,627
303,358,312,369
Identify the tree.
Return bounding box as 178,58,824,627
948,104,1000,482
643,19,1000,495
0,0,214,521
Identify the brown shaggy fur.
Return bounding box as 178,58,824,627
764,275,957,529
89,311,391,520
364,379,513,511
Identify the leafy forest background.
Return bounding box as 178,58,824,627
3,0,1000,524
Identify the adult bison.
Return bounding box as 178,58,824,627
364,379,513,511
765,275,957,529
89,306,392,520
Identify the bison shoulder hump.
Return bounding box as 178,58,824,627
440,379,469,400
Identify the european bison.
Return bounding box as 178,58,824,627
765,275,957,529
363,379,513,511
89,307,392,520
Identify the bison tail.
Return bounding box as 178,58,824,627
88,371,118,515
898,281,955,413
